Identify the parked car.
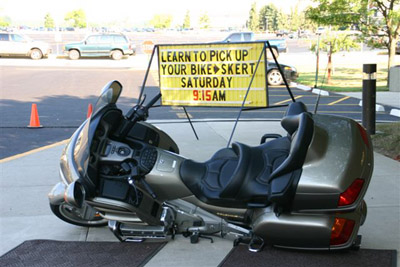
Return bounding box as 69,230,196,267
267,62,298,86
276,30,289,37
0,32,51,59
396,41,399,54
63,33,136,60
219,32,287,58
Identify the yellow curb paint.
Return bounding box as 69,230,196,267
0,140,68,163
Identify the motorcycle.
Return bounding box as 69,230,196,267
48,80,373,251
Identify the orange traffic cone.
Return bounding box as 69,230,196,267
87,103,93,118
28,103,42,128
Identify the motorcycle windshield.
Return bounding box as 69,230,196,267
73,81,122,177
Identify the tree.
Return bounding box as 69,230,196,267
0,16,11,27
44,13,55,29
183,10,191,29
311,32,360,84
64,9,87,28
199,13,211,29
276,10,289,30
306,0,400,82
150,14,173,29
259,4,279,31
247,2,259,31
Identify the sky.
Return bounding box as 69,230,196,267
1,0,312,28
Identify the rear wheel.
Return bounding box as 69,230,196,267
68,49,80,60
111,50,123,60
50,202,107,227
30,48,43,60
267,69,283,86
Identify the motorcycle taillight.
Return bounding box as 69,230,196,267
356,123,369,148
338,178,364,206
330,218,355,246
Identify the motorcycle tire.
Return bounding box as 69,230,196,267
50,203,108,227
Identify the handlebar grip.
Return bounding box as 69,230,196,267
144,93,162,110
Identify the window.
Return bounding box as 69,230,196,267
99,35,112,43
243,33,252,41
86,36,100,44
0,34,9,41
114,35,127,43
229,34,242,42
11,34,25,42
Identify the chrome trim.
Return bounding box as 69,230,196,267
64,181,86,208
59,122,87,184
87,197,138,213
48,182,67,205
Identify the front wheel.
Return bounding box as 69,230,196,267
50,202,107,227
111,50,123,60
267,69,283,86
30,48,43,60
68,49,80,60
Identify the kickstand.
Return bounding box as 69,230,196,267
190,232,214,244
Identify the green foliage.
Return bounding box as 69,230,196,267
289,5,314,31
0,16,11,27
259,4,279,31
44,13,55,29
276,11,289,30
150,14,173,29
306,0,400,70
311,32,360,53
64,9,87,28
306,0,367,26
199,13,211,29
248,2,259,31
183,10,190,29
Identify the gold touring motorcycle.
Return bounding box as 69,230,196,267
49,81,373,251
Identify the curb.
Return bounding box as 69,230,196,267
312,88,330,96
390,109,400,117
291,83,312,92
291,83,329,96
358,101,385,112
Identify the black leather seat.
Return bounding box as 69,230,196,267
179,108,314,209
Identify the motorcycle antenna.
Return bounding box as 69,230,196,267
137,46,157,105
313,63,328,114
227,45,265,148
183,106,199,140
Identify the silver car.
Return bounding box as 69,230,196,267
0,32,51,59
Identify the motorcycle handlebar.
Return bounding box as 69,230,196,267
144,93,162,111
118,93,162,139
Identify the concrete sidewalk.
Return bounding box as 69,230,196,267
0,121,399,266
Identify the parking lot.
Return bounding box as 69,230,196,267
1,31,399,160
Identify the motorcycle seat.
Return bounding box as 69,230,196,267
179,112,314,209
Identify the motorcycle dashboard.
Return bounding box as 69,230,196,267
87,109,158,180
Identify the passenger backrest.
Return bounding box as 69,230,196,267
284,101,308,117
270,112,314,180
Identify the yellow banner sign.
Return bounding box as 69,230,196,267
158,42,267,107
